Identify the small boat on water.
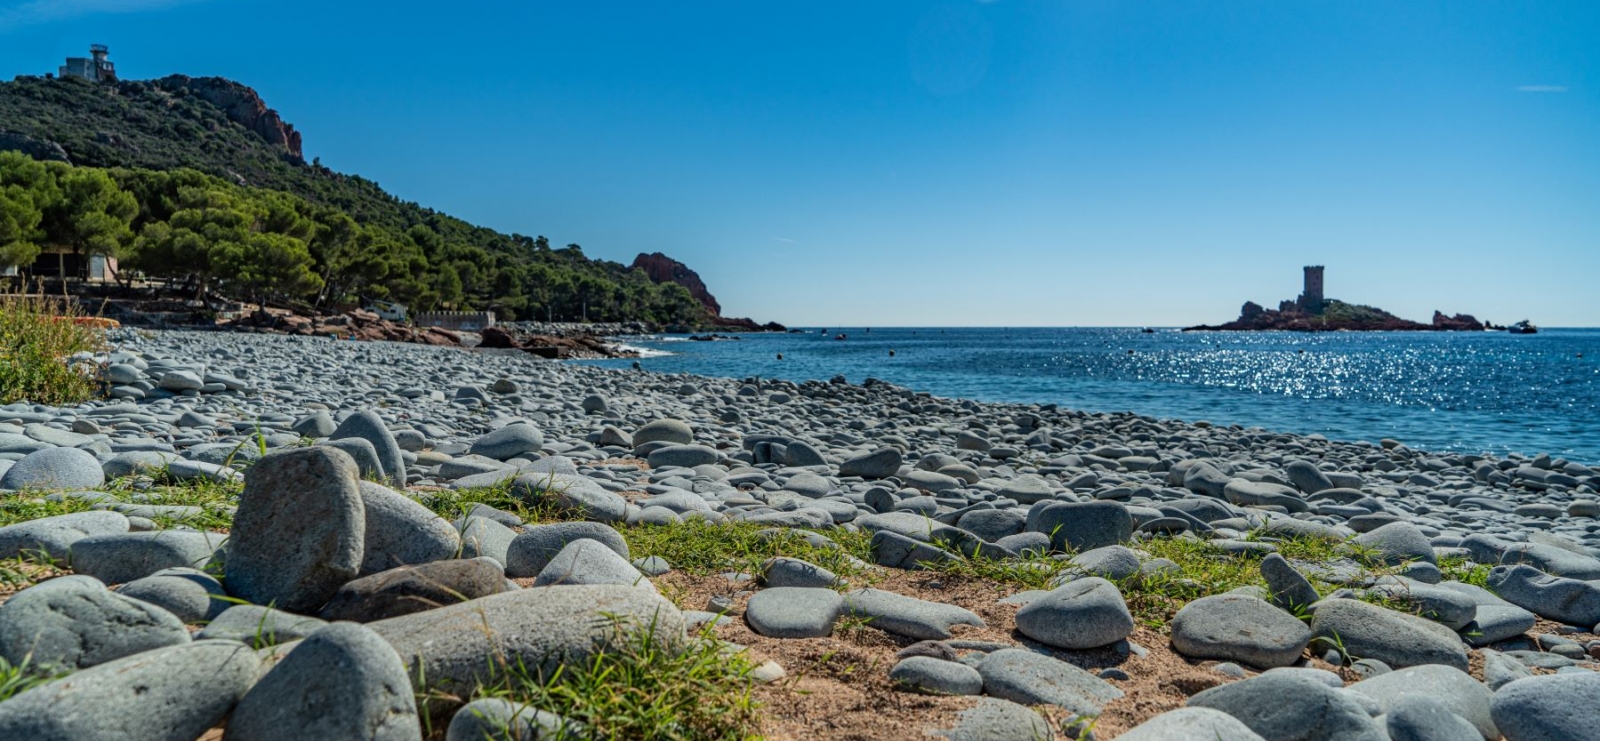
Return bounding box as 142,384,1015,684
1507,320,1538,335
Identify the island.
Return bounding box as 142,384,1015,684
1184,266,1486,332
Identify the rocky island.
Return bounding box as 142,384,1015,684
1186,266,1486,332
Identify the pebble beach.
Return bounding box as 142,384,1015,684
1,328,1598,740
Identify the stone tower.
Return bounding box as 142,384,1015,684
1299,265,1325,313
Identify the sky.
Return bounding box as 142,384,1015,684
1,1,1596,327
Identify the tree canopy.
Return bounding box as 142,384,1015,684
0,153,706,325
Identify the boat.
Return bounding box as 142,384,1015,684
1507,320,1538,335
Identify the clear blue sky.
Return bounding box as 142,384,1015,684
3,1,1596,327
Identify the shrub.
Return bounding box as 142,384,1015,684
0,294,105,404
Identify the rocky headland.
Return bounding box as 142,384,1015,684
0,328,1594,739
1186,299,1487,332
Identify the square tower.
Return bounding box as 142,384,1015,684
1299,265,1325,312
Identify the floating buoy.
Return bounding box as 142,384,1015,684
888,350,895,357
776,353,784,360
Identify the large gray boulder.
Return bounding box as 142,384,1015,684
505,522,630,578
1013,577,1134,649
1486,564,1600,626
631,419,693,446
226,622,421,741
745,587,842,638
1309,598,1469,671
1386,695,1484,741
1027,501,1133,552
646,444,719,469
1116,708,1268,741
841,588,985,640
469,423,545,461
458,515,517,566
331,410,406,488
976,648,1123,716
533,539,652,590
0,510,127,561
68,530,227,586
1188,671,1385,741
512,473,627,523
197,604,326,648
0,446,105,490
1352,522,1437,566
1490,671,1600,741
225,447,366,613
1285,460,1335,494
115,567,231,624
838,448,902,479
0,575,190,670
358,480,460,575
1171,594,1312,668
1224,480,1310,512
446,698,579,741
367,585,685,695
1347,665,1496,740
320,559,509,622
1261,553,1320,612
0,639,262,741
931,698,1056,741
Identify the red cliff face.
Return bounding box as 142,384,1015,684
631,252,722,316
154,75,303,162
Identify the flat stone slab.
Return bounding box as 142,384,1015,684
976,648,1123,716
0,639,263,741
1309,598,1469,671
842,587,985,640
0,575,189,670
1171,594,1312,669
367,585,684,696
746,587,842,638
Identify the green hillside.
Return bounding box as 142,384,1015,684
0,73,706,324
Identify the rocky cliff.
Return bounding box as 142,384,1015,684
630,252,784,331
632,252,720,315
153,75,303,162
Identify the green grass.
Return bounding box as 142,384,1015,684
1439,555,1493,588
428,623,761,741
0,295,105,405
427,484,876,585
617,519,873,584
0,655,65,701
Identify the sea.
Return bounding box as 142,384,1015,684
586,328,1600,464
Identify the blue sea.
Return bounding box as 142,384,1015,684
585,328,1600,463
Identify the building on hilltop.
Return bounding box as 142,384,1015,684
1297,265,1325,313
58,44,116,83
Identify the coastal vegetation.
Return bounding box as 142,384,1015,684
0,294,103,405
0,75,708,324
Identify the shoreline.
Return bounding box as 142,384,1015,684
0,326,1595,739
584,331,1599,466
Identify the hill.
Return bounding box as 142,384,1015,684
0,73,761,327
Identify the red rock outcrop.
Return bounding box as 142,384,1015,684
154,75,303,161
631,252,720,315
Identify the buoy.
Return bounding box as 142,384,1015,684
888,350,895,357
777,353,784,360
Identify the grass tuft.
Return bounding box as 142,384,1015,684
0,294,105,405
431,622,761,741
